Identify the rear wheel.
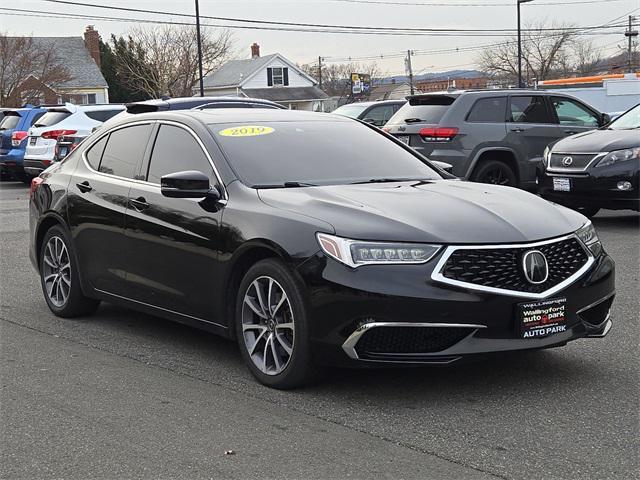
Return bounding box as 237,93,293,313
471,160,517,187
235,258,317,389
39,225,100,317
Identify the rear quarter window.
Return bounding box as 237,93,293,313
85,109,124,122
466,97,507,123
388,95,457,124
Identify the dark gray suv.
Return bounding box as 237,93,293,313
384,90,609,190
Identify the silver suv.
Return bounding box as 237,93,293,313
384,90,608,190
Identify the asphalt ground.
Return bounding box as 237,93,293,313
1,180,638,480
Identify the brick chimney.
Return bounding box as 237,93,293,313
251,43,260,59
84,25,101,68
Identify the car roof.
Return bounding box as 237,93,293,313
111,108,351,127
125,96,284,113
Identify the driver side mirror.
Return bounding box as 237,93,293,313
600,113,611,126
161,170,220,200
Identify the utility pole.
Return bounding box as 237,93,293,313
406,50,414,95
517,0,534,88
195,0,204,97
625,15,638,73
318,56,323,89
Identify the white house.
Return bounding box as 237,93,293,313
202,44,328,111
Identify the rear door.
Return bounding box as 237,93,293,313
123,122,224,323
505,95,560,185
67,122,154,296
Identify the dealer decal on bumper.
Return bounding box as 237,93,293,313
518,297,567,338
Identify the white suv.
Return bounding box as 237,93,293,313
23,103,124,176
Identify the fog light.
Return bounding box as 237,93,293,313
617,181,632,191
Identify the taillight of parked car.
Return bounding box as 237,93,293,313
11,131,28,147
30,176,43,199
418,127,459,142
41,129,77,140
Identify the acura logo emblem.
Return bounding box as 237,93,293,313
522,250,549,284
562,156,573,166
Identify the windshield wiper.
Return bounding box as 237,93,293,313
350,178,418,185
253,181,319,189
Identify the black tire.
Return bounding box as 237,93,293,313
471,160,518,187
20,174,33,185
0,171,12,182
574,206,600,218
235,258,318,389
39,225,100,318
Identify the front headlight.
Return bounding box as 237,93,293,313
316,233,441,267
575,221,602,256
543,146,551,166
595,147,640,168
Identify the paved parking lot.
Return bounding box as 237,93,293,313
1,180,638,480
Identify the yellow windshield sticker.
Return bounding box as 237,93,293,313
218,126,275,137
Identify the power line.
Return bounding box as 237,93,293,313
3,7,629,37
329,0,627,6
31,0,632,34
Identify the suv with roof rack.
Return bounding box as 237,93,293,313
384,90,609,190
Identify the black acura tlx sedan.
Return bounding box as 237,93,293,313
29,109,615,389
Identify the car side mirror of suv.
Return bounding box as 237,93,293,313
161,170,219,200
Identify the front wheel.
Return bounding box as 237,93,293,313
471,160,518,187
39,225,100,317
235,259,317,389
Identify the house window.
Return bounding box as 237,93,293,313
87,93,97,104
267,67,289,87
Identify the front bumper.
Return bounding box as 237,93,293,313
537,161,640,211
298,245,615,367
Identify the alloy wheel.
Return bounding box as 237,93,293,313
42,236,71,308
241,276,295,375
482,167,510,185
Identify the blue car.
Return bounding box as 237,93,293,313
0,105,48,182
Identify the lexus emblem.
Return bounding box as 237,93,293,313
522,250,549,284
562,156,573,166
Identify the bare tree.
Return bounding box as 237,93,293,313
0,34,71,107
116,25,234,98
477,21,576,84
571,39,604,76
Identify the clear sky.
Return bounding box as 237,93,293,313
4,0,639,76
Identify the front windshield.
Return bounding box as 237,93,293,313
211,120,441,187
332,104,369,119
609,104,640,130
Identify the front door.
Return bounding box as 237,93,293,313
549,95,602,137
67,123,154,296
124,123,224,323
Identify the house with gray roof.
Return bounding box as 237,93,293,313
7,26,109,106
201,43,328,111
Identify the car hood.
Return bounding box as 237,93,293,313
258,180,586,244
552,129,639,153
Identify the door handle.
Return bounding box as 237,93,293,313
510,128,525,133
564,130,578,135
129,196,150,211
76,181,92,193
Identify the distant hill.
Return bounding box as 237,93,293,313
377,69,485,85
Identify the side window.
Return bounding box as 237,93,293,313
267,67,289,87
99,124,153,178
146,125,214,185
551,97,599,127
364,105,395,126
509,96,552,124
85,135,108,170
85,109,123,123
466,97,507,123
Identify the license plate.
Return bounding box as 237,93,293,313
518,297,567,339
29,136,37,146
552,177,571,192
396,135,410,145
58,146,68,158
